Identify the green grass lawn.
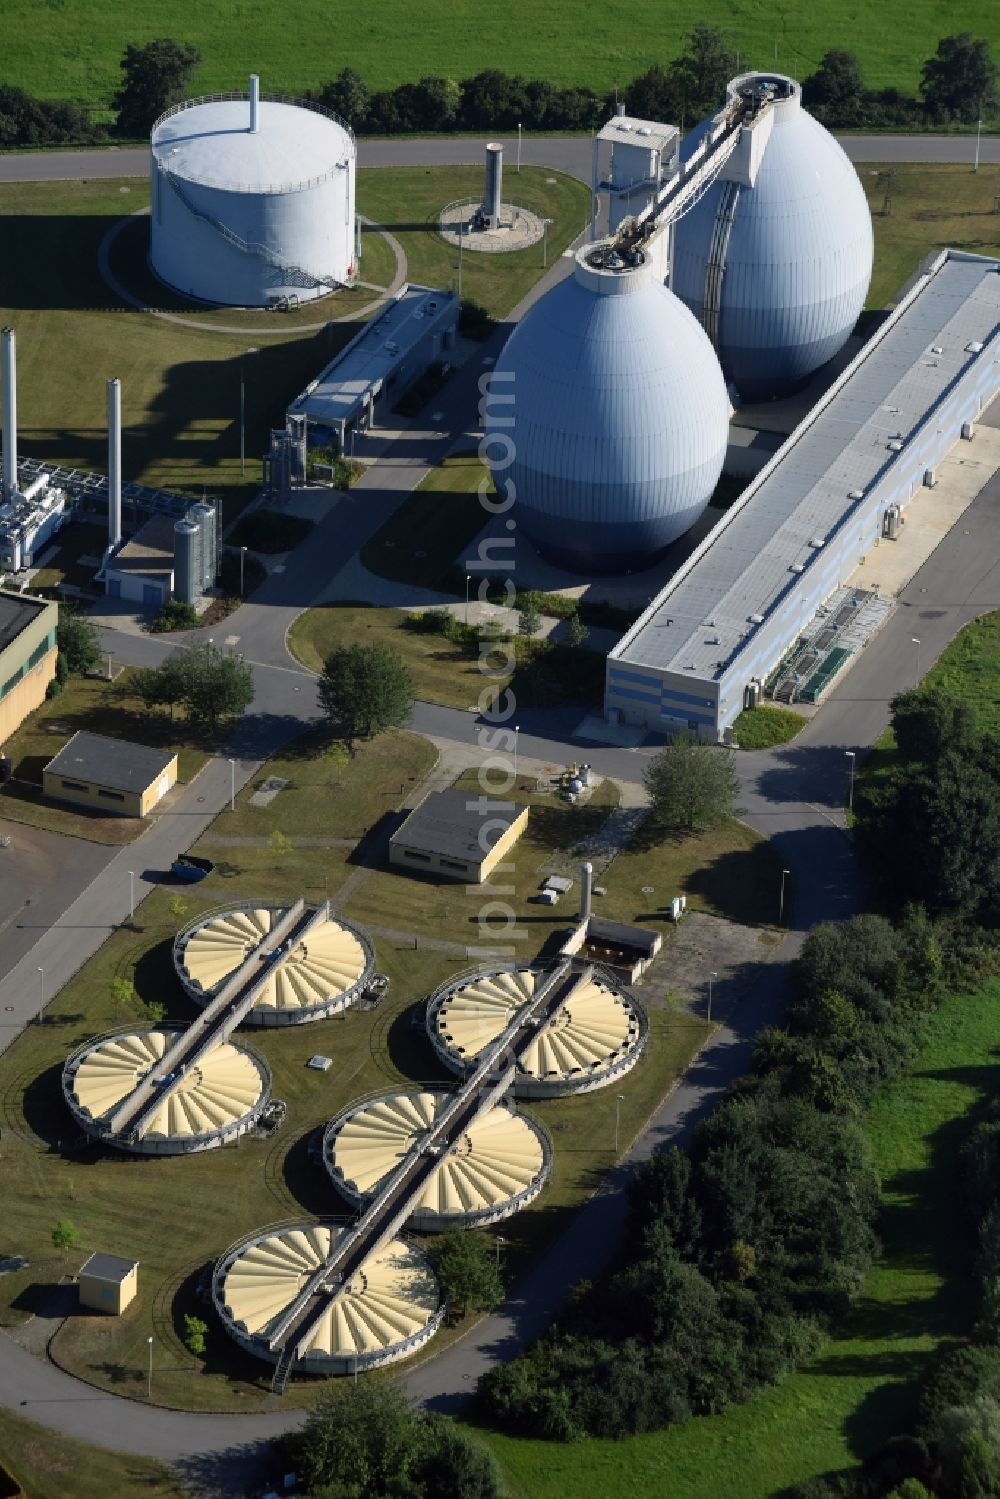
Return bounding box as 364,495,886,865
0,1407,184,1499
0,669,213,845
865,163,1000,308
360,451,492,592
732,703,806,749
1,2,992,111
287,604,498,709
477,974,1000,1499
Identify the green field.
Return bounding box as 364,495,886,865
2,1,995,114
479,974,1000,1498
863,164,1000,308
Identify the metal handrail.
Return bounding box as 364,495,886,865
151,88,356,148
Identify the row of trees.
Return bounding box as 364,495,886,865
2,27,994,148
131,641,254,731
478,912,997,1441
855,689,1000,925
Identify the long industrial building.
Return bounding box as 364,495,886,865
605,249,1000,739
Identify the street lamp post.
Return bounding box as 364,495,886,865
975,117,983,172
707,970,718,1023
465,573,471,627
147,1335,153,1399
128,870,135,922
239,545,247,596
542,218,552,268
239,366,245,478
228,758,236,813
779,868,790,925
614,1092,625,1153
517,122,522,173
912,636,921,687
845,750,856,811
513,724,520,782
458,216,464,301
37,965,43,1006
494,1234,506,1271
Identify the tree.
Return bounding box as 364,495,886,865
269,828,292,858
642,735,739,830
889,687,978,763
109,976,135,1014
51,1219,80,1251
518,601,541,637
318,67,370,128
411,1412,502,1499
804,51,867,120
182,1314,207,1357
625,66,686,124
318,642,412,752
564,613,590,649
293,1381,417,1496
431,1227,503,1321
132,654,187,719
177,642,254,731
57,608,101,676
113,38,200,137
921,34,998,121
673,23,734,119
167,893,189,922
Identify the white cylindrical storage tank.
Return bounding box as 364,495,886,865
671,73,873,402
426,965,648,1097
173,519,198,604
150,81,356,307
213,1220,444,1374
323,1090,552,1229
62,1028,270,1154
1,327,16,500
485,241,729,573
190,500,217,591
483,142,503,227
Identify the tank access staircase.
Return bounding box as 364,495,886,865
160,168,342,294
104,899,327,1147
266,958,592,1391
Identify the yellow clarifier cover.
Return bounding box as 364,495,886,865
330,1091,545,1216
71,1030,262,1139
182,908,367,1011
223,1225,439,1356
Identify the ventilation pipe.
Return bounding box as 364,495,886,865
483,142,503,228
579,861,594,923
107,377,121,549
249,74,260,133
1,327,16,500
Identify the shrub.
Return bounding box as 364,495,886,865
148,598,198,633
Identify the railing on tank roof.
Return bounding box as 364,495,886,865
151,88,355,147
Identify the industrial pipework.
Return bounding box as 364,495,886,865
2,327,16,501
249,74,259,133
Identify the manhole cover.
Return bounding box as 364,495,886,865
641,886,655,894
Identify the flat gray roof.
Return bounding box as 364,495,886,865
391,787,524,864
109,514,176,578
597,116,678,154
612,250,1000,681
288,284,458,432
79,1251,138,1283
45,731,176,792
0,589,49,655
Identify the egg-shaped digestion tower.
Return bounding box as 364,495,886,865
485,238,730,574
213,1221,444,1375
323,1089,552,1229
173,902,374,1026
62,1028,270,1154
150,75,356,307
671,73,873,403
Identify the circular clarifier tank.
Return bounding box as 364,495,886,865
213,1221,443,1374
62,1028,269,1154
323,1089,551,1229
426,966,647,1097
173,903,373,1024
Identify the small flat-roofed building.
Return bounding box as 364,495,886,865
389,787,528,884
0,589,57,743
43,731,177,817
77,1251,138,1314
286,284,460,451
103,514,175,609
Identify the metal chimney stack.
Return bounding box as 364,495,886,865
249,74,260,133
483,142,503,228
2,327,17,501
579,861,594,923
107,377,122,549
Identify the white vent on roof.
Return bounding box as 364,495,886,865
966,340,984,354
748,612,764,624
637,126,652,136
887,439,903,452
930,346,943,355
789,562,805,574
809,536,825,548
849,488,863,501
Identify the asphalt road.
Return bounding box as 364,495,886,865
0,815,112,987
0,131,996,186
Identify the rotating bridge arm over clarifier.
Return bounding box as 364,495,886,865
105,899,322,1143
266,958,592,1388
